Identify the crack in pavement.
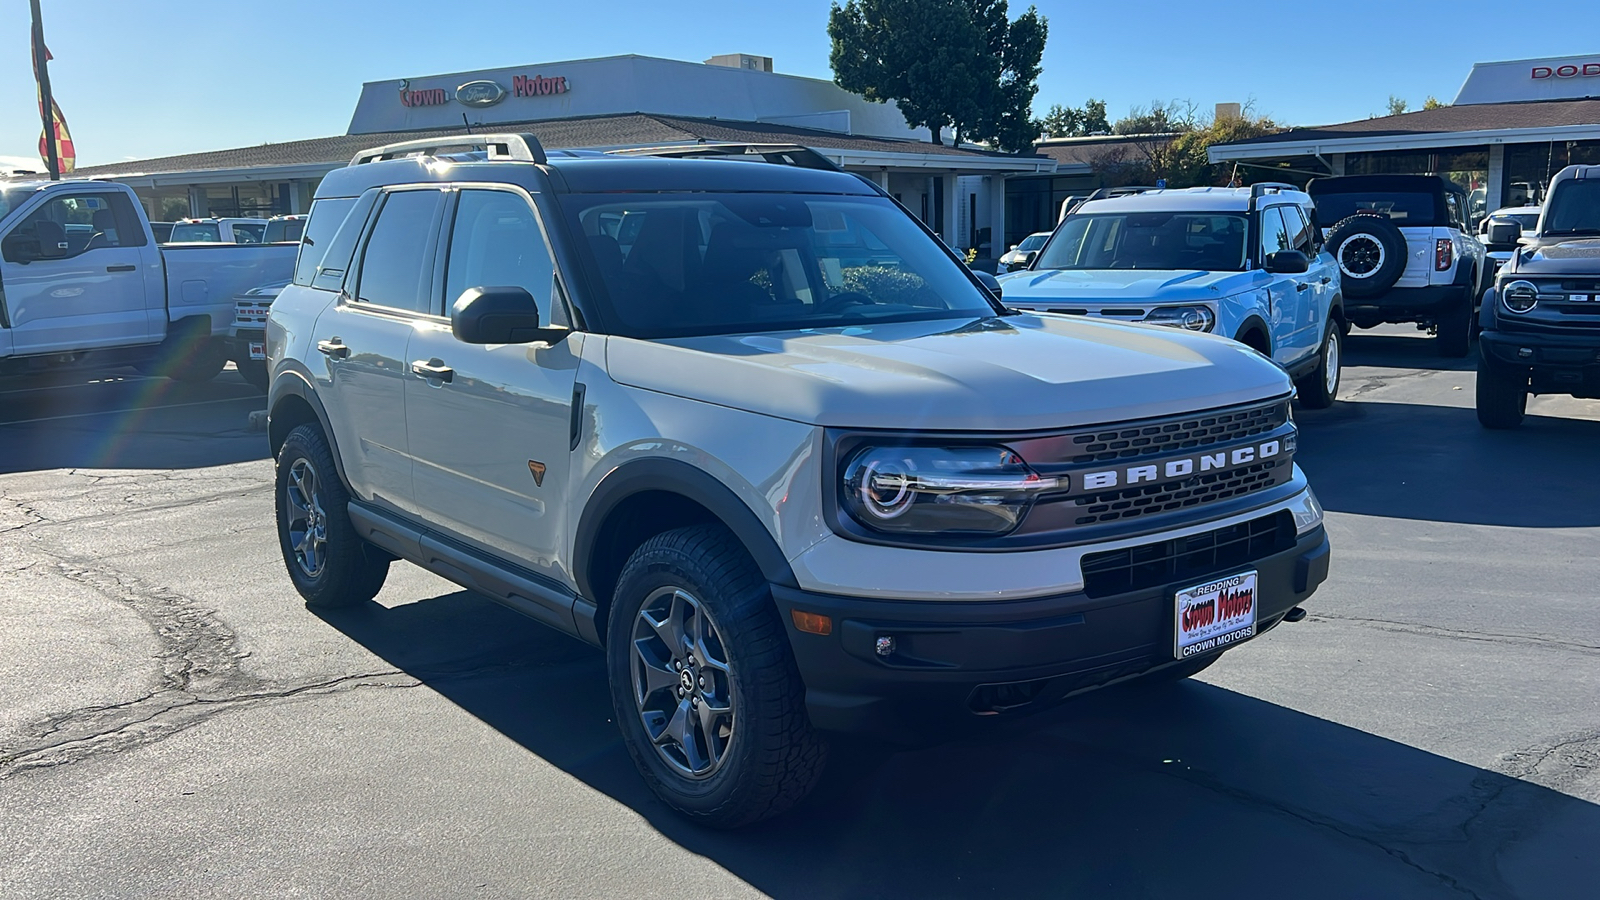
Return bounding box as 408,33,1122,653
1305,612,1600,655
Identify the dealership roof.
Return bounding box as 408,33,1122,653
1031,133,1179,173
1211,98,1600,161
70,112,1040,183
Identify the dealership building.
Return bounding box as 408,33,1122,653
66,53,1054,256
1210,54,1600,222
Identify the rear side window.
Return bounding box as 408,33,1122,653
443,189,556,321
310,191,379,292
1314,192,1435,224
293,199,356,286
353,190,444,314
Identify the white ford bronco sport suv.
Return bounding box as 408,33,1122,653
265,134,1330,826
999,184,1345,408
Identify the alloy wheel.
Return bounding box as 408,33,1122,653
630,587,737,779
284,458,328,578
1324,329,1340,397
1337,235,1385,279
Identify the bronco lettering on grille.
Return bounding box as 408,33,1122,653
1077,439,1284,494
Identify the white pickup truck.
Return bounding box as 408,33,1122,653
0,180,296,381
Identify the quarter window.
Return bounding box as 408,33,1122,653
443,190,556,322
355,190,444,314
292,198,357,287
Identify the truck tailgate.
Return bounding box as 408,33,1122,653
161,244,297,335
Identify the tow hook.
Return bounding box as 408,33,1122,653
1283,607,1308,623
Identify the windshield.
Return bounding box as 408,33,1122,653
0,186,35,222
1314,192,1435,224
1544,180,1600,236
1033,212,1248,272
232,223,265,243
560,192,999,338
170,223,222,242
264,219,304,243
1016,233,1049,251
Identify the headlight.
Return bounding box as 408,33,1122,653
1142,305,1216,332
841,445,1061,535
1502,280,1537,313
1291,488,1324,535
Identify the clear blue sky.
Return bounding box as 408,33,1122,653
5,0,1598,167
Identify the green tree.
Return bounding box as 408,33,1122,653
1422,95,1447,110
829,0,1047,151
1385,95,1409,116
1090,105,1282,189
1041,98,1108,137
1112,100,1198,135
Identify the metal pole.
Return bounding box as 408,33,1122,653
30,0,61,181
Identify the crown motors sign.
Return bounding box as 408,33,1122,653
399,75,568,108
1532,62,1600,80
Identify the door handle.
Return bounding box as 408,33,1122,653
1319,276,1331,285
106,264,136,273
411,359,454,383
1296,282,1312,292
317,339,349,359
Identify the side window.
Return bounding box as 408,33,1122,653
353,190,444,314
1282,205,1313,254
1444,193,1463,230
311,191,381,292
293,198,357,287
1259,207,1291,260
9,192,128,259
443,189,556,322
233,223,264,244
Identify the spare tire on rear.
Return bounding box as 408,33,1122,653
1326,214,1406,298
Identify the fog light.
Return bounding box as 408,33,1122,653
875,636,896,657
791,610,833,635
1518,347,1533,359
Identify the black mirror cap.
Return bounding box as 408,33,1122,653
973,270,1003,300
1264,249,1310,275
1,234,39,264
450,286,565,345
1486,220,1523,246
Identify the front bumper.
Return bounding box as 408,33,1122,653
1481,326,1600,395
773,519,1329,742
229,328,266,363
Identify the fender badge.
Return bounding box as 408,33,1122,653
527,460,546,487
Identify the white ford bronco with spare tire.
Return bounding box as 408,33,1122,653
1307,175,1487,357
264,134,1331,826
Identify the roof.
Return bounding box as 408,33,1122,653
1077,186,1309,214
1214,98,1600,149
69,112,1020,180
1032,133,1177,170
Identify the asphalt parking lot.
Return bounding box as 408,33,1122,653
1,334,1597,900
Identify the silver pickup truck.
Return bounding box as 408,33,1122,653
0,180,295,381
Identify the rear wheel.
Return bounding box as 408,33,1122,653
275,424,389,607
1475,358,1527,429
606,524,826,828
1437,287,1474,358
1295,324,1342,409
237,359,269,392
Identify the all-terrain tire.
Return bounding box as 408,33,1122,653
1437,287,1474,358
275,424,389,608
1295,323,1342,409
606,524,826,828
138,320,227,383
237,359,270,393
1475,357,1527,430
1326,214,1406,299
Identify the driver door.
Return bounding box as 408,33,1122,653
1257,206,1304,366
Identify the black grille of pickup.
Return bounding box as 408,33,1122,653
1070,458,1290,525
1065,400,1289,465
1079,511,1294,599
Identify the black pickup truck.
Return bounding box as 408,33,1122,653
1477,164,1600,428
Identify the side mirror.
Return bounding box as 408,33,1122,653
973,270,1003,301
1486,219,1522,247
1,233,39,264
1019,250,1038,267
450,286,566,345
1264,249,1310,275
1008,244,1019,251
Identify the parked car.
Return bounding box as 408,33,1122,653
1306,175,1488,357
168,217,268,244
264,134,1329,828
0,181,295,380
230,280,289,391
1476,165,1600,428
1480,205,1542,276
999,184,1344,408
150,221,176,243
998,231,1050,272
263,215,306,243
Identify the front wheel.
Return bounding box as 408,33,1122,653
275,424,389,607
1295,324,1342,409
1476,358,1527,429
606,525,826,828
1437,289,1474,358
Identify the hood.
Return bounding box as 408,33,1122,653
604,315,1291,431
1507,237,1600,276
997,268,1251,305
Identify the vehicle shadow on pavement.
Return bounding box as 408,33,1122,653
317,592,1600,900
1293,397,1600,527
1340,331,1477,372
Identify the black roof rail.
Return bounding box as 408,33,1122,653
605,142,843,172
1082,185,1159,203
349,132,548,166
1249,181,1299,206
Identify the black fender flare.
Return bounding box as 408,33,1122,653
266,366,350,489
1234,314,1272,353
572,457,799,603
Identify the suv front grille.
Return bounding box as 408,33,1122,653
1079,511,1294,598
1069,458,1289,525
1064,400,1289,464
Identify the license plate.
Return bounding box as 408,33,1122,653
1175,571,1258,659
248,341,265,360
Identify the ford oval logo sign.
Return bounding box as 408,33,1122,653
455,80,507,108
